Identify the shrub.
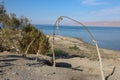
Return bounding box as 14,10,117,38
0,28,20,51
69,44,79,50
19,24,50,55
0,2,50,55
48,48,69,58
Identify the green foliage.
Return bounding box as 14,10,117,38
9,13,20,29
48,48,69,58
19,16,30,27
19,24,50,55
0,2,6,22
69,44,79,50
2,14,10,27
0,3,20,29
0,1,50,55
1,13,20,29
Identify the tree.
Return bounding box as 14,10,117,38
9,13,20,30
2,13,10,27
0,1,20,29
0,1,50,56
19,16,30,28
19,24,50,55
0,0,6,26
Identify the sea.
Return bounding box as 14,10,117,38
35,25,120,51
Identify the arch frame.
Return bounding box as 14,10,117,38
52,16,105,80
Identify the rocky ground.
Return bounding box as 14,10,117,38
0,35,120,80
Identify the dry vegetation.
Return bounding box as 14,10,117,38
0,2,50,56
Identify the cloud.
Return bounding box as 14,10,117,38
91,6,120,16
81,0,107,5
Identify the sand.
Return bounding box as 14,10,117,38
0,35,120,80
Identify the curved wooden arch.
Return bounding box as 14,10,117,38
52,16,105,80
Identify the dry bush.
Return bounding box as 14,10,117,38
0,28,20,51
19,24,50,55
0,2,50,55
0,25,50,56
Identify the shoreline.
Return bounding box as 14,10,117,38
48,35,120,60
59,35,120,51
47,34,120,51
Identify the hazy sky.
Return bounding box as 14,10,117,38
4,0,120,24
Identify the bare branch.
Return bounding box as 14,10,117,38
105,66,116,80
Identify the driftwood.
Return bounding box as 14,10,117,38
24,37,36,56
24,33,39,56
52,16,105,80
105,66,116,80
35,40,42,61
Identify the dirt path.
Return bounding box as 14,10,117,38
0,52,98,80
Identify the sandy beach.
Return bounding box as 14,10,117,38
0,35,120,80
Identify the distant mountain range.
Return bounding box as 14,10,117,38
61,20,120,27
83,21,120,27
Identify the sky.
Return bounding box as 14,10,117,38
3,0,120,25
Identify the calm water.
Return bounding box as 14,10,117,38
35,25,120,51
